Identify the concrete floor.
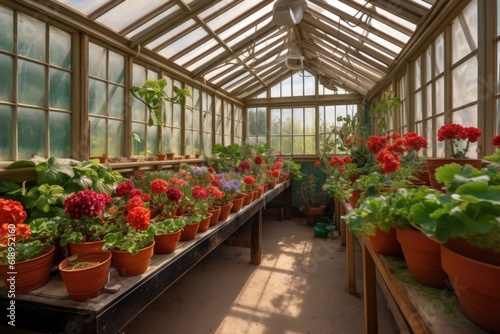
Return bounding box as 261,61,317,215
122,216,399,334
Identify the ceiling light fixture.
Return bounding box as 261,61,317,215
272,0,308,26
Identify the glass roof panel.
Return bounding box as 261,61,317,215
56,0,110,15
95,0,168,32
185,48,228,73
125,6,178,38
147,19,196,50
158,27,209,59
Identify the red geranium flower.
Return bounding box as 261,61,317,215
254,156,263,165
150,179,168,194
437,123,482,158
191,185,208,200
166,187,184,202
126,195,145,211
115,181,135,197
126,206,151,231
492,135,500,147
0,198,27,225
64,190,112,219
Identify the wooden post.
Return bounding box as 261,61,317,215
250,209,262,265
363,239,378,334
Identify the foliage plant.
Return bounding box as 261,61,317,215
370,91,401,133
150,217,188,234
410,163,500,252
130,79,191,127
300,174,326,208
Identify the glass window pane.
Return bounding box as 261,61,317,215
282,136,292,154
18,60,46,107
50,26,71,69
185,108,192,128
163,128,172,154
108,119,124,156
89,79,106,115
173,105,182,127
173,128,181,154
271,110,280,135
282,109,292,135
147,125,158,155
0,105,12,160
451,0,477,63
304,108,315,134
414,91,422,122
90,117,105,156
305,136,316,154
257,108,266,135
89,43,107,79
414,57,422,90
18,13,45,62
108,84,124,118
109,50,124,84
293,136,303,154
435,34,444,75
132,123,146,156
193,109,200,129
18,107,45,159
435,77,445,116
304,74,315,96
0,6,13,52
193,131,200,154
50,69,71,110
0,54,13,102
49,111,71,157
271,137,280,152
203,110,212,130
203,132,211,155
293,109,303,135
452,57,478,108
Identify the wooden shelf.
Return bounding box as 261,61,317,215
337,199,489,334
0,181,292,334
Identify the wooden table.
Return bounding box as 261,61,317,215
0,181,291,334
338,200,489,334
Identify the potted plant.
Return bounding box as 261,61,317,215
59,189,118,255
58,251,112,301
299,174,328,226
409,163,500,332
150,216,188,254
0,199,55,293
102,203,155,276
426,123,482,189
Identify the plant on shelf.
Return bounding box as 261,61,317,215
484,134,500,163
410,163,500,254
0,198,47,264
59,189,118,247
150,216,187,235
130,78,191,127
437,123,482,159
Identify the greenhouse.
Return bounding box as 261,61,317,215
0,0,498,333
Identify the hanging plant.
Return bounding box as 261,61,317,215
130,79,191,126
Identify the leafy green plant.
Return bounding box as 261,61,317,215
22,184,67,219
410,163,500,252
370,91,401,133
130,79,191,126
103,228,154,256
150,217,187,234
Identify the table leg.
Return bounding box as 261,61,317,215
250,209,262,265
363,239,378,334
346,227,357,295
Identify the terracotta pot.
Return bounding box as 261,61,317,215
184,154,190,159
59,251,111,301
445,238,500,266
0,245,55,294
425,158,482,190
218,202,233,221
180,222,200,241
441,244,500,333
396,229,448,288
242,192,254,206
111,242,155,276
68,240,105,256
231,195,245,213
267,182,276,189
256,185,265,199
302,205,325,226
368,227,402,256
197,213,212,233
206,206,221,225
154,230,181,254
166,153,175,160
156,153,166,161
348,189,363,208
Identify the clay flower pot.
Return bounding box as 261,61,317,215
218,202,233,221
368,227,402,256
197,213,212,233
206,206,221,225
231,194,245,213
68,240,105,256
0,245,55,294
154,230,181,254
111,242,155,276
180,222,200,241
59,251,112,301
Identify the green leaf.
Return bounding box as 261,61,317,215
36,157,75,185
